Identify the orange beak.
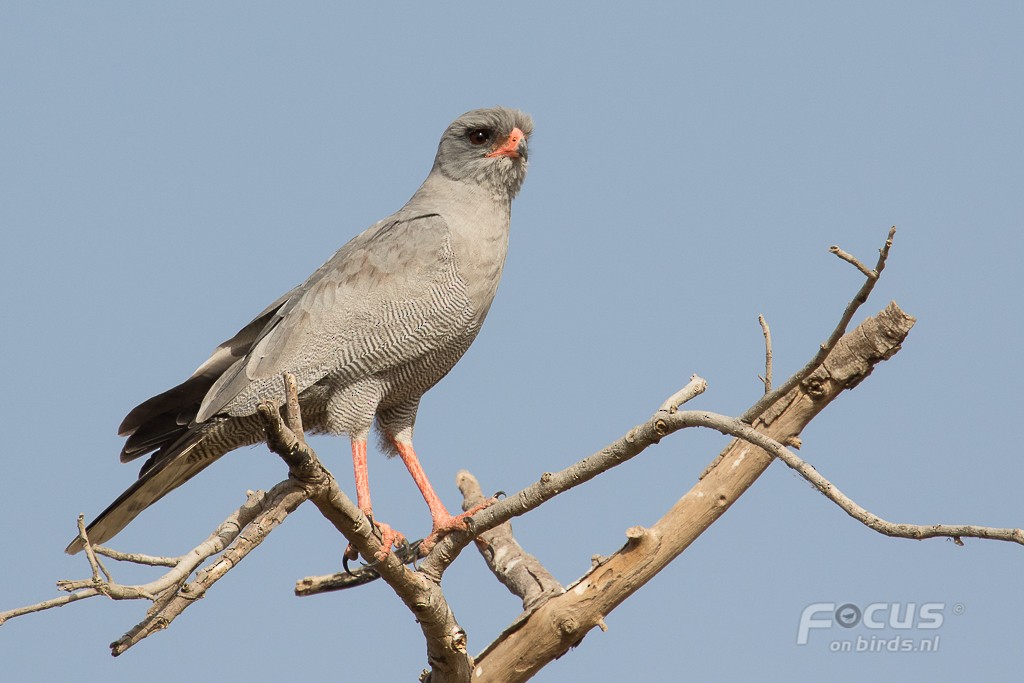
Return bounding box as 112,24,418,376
485,127,527,159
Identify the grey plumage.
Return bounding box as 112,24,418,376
67,107,532,554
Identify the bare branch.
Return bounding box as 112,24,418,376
76,514,110,584
1,490,271,627
92,547,181,568
295,542,423,596
658,374,707,413
0,588,101,624
829,245,877,279
657,408,1024,546
419,376,721,580
281,372,305,444
740,226,896,424
110,483,311,656
308,480,473,683
258,399,320,478
257,374,473,682
15,226,996,683
470,301,915,681
763,434,1024,545
758,314,773,393
457,470,564,613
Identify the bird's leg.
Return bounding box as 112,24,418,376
347,439,404,561
391,439,494,553
351,438,372,515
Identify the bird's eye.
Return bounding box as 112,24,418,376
467,129,491,145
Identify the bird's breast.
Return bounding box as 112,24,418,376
446,205,512,321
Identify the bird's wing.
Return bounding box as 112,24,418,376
117,290,292,461
195,211,467,421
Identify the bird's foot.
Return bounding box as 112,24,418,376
419,498,496,555
344,517,407,563
372,521,406,561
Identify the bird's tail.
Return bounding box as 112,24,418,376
65,428,223,554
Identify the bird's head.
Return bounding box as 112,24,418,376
433,106,533,200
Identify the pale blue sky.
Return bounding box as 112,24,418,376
2,3,1023,681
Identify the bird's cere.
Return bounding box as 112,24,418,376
485,127,527,159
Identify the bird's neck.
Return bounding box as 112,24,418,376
403,172,513,320
405,172,512,217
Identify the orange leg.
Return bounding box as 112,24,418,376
348,439,403,560
391,439,493,552
351,439,372,516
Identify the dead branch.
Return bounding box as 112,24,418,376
758,313,772,392
698,226,896,478
306,476,473,683
0,489,276,626
469,300,915,681
110,482,311,655
457,471,564,613
295,541,423,595
740,226,895,425
92,547,180,567
416,376,710,581
767,435,1024,546
830,244,877,279
9,225,1018,682
256,377,474,683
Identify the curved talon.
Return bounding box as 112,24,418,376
492,490,506,499
407,540,421,569
342,550,356,575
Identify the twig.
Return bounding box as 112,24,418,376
756,425,1024,545
740,226,896,424
697,226,896,479
76,515,110,584
419,373,724,579
92,547,181,568
0,588,100,624
758,314,773,393
295,542,424,596
657,375,707,413
659,408,1024,546
1,491,271,627
829,245,877,279
110,483,311,655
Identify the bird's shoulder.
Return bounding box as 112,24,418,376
304,210,455,301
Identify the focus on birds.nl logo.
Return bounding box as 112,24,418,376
796,602,963,652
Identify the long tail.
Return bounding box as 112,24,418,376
65,428,223,554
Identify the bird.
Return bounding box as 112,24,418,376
66,106,532,556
